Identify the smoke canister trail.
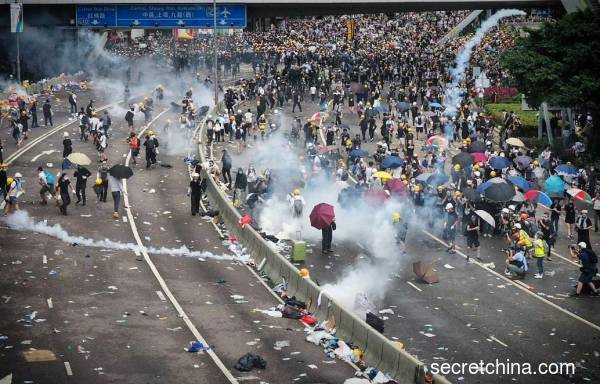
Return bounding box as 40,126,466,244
443,9,526,135
2,211,239,261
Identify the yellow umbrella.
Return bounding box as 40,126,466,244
373,171,392,181
506,137,525,147
67,152,91,166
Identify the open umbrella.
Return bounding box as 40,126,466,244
338,188,362,207
514,156,532,170
489,156,511,170
544,175,565,197
484,183,515,202
524,190,552,206
365,190,390,206
413,261,439,284
506,137,525,147
452,152,474,167
339,123,351,131
386,179,410,197
67,152,91,166
109,164,133,179
396,101,410,112
462,187,483,202
373,171,393,181
311,111,324,121
509,176,533,191
427,172,449,187
489,177,509,184
512,191,525,202
416,173,432,182
309,203,335,230
381,156,404,169
468,141,486,153
427,135,448,150
350,149,369,158
471,152,488,163
567,188,592,203
475,210,496,227
556,164,578,176
430,102,443,109
423,111,437,118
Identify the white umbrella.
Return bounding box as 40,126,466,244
506,138,525,147
475,210,495,227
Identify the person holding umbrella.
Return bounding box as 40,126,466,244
310,203,336,254
322,218,336,254
109,174,124,219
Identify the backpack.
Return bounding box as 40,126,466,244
146,138,155,150
293,198,303,216
44,171,55,185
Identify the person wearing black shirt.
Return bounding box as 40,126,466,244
549,199,561,235
576,210,593,250
466,215,481,262
62,132,73,158
43,99,53,126
570,243,598,296
30,100,38,128
322,219,336,254
188,173,203,216
445,203,458,254
74,165,91,205
57,173,75,215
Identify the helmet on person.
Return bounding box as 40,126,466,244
520,213,528,221
454,164,461,171
514,223,522,229
474,171,481,177
299,268,310,278
533,160,539,166
293,189,301,196
455,191,462,197
95,178,102,185
502,208,510,214
490,171,497,177
6,177,14,185
414,185,421,192
192,173,200,179
473,164,480,170
466,137,472,143
14,172,22,178
147,130,154,136
437,185,444,191
392,212,401,222
445,203,454,210
400,174,407,180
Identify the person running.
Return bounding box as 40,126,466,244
221,149,232,189
143,131,159,168
62,132,73,159
74,165,91,205
4,172,24,215
56,173,75,215
127,132,140,165
37,166,56,205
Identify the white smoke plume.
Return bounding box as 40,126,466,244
2,211,239,261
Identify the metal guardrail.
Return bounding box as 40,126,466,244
195,109,451,384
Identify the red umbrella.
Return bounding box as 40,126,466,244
365,190,390,206
310,203,335,230
386,179,410,197
471,152,488,163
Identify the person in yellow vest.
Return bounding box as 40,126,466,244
514,223,532,254
532,231,547,279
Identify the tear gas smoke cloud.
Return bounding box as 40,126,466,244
443,9,526,135
2,211,239,262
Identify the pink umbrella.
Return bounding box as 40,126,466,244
386,179,410,197
471,152,488,163
309,203,335,229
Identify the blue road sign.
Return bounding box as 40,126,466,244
76,4,247,28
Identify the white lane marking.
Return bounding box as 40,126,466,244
30,149,58,162
423,230,600,333
407,281,423,292
123,110,238,384
47,298,53,309
0,374,12,384
64,362,73,376
489,336,508,347
122,216,128,223
42,255,47,264
156,290,166,301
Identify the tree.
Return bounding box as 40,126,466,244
500,9,600,151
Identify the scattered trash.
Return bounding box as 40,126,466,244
443,264,455,269
274,340,290,350
107,286,118,291
22,349,57,362
378,309,394,315
167,327,182,332
413,261,439,284
185,341,210,353
234,353,267,372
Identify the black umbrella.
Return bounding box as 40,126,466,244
462,187,483,202
484,183,515,202
109,164,134,179
396,101,410,112
468,141,486,153
452,152,474,168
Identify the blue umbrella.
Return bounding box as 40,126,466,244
489,156,511,170
381,156,404,169
556,164,578,176
339,123,351,131
350,149,369,158
430,102,443,109
509,176,533,192
374,105,390,114
427,172,449,187
476,181,493,193
544,175,565,197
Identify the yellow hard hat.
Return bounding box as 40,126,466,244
147,130,154,136
437,185,444,191
490,171,497,177
0,163,7,168
473,164,480,170
414,185,421,192
400,174,407,180
95,178,102,185
394,341,405,349
466,137,472,143
299,268,310,278
6,177,14,185
455,191,462,197
293,189,300,196
392,212,401,222
533,160,539,166
454,164,461,171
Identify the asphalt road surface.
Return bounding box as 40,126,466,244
0,85,356,383
210,90,600,384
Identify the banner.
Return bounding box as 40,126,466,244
346,19,355,41
11,3,24,33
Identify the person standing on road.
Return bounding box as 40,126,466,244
576,210,592,250
143,131,159,168
62,132,73,159
444,203,458,254
56,173,75,215
565,199,576,239
0,163,7,201
593,191,600,232
109,174,124,219
188,172,203,216
569,242,598,296
74,165,91,206
532,231,547,279
19,110,29,140
393,212,408,254
97,160,109,202
68,92,77,115
221,149,232,189
37,166,56,205
101,110,112,136
30,100,39,128
321,218,336,254
292,90,302,113
127,132,140,165
549,199,561,235
233,167,247,207
466,215,481,262
78,107,89,141
43,99,53,127
125,107,135,132
4,172,24,215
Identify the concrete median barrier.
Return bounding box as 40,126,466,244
197,112,450,384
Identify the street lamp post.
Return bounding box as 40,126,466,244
213,0,218,110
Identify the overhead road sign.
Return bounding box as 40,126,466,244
76,4,247,28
